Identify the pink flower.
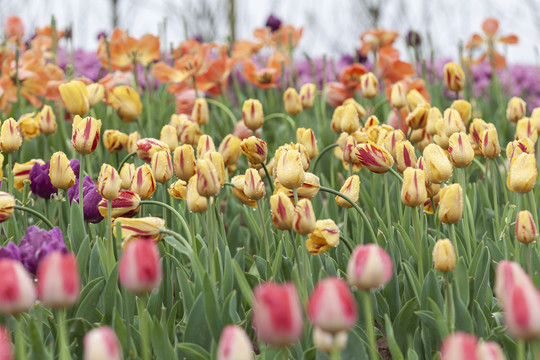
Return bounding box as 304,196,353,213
83,326,122,360
37,251,81,309
494,260,531,306
347,244,393,290
217,325,253,360
503,279,540,340
476,341,505,360
119,238,162,294
440,332,479,360
0,259,36,315
307,277,358,333
252,282,303,346
0,325,13,360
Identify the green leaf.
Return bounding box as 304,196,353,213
102,264,119,325
74,277,105,320
203,274,222,341
184,294,212,349
384,313,404,360
232,260,254,306
393,297,419,353
420,270,444,310
152,317,175,360
177,343,211,360
69,200,85,253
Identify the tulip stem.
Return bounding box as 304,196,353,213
319,186,377,243
117,151,137,172
445,273,454,333
527,191,539,236
517,340,525,360
330,336,342,360
107,199,115,274
363,291,378,360
490,160,500,235
288,230,306,298
79,154,85,220
264,113,296,133
15,316,27,360
13,205,55,229
7,153,14,196
56,310,71,360
388,166,403,182
257,199,271,260
312,143,339,172
140,200,193,246
457,168,472,261
260,162,275,194
413,206,424,280
205,98,237,130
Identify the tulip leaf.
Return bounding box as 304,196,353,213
69,200,85,252
221,246,234,298
102,263,119,325
384,313,404,360
152,317,175,360
74,276,105,320
420,270,444,310
402,262,421,303
177,267,194,313
392,297,419,353
232,260,254,306
202,274,222,341
183,294,212,350
453,258,470,306
452,283,474,333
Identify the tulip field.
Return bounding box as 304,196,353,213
1,12,540,360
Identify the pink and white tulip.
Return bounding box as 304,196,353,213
0,325,12,360
347,244,393,290
0,259,36,315
83,326,122,360
37,251,80,309
476,341,505,360
119,238,162,294
217,325,253,360
440,332,479,360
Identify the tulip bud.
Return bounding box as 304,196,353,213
231,175,257,208
276,150,305,189
270,192,294,230
506,138,534,162
391,82,407,109
159,124,178,151
331,106,345,133
476,341,505,360
515,210,537,244
423,144,453,184
341,104,360,134
354,141,394,174
293,199,316,235
335,175,360,208
306,219,340,254
175,115,202,146
440,332,478,360
342,135,358,164
196,158,221,197
297,128,319,159
0,118,22,153
103,129,128,153
114,217,165,246
150,151,173,183
244,169,265,200
126,131,141,153
37,251,81,308
72,115,102,155
307,277,358,333
343,98,367,118
406,89,428,112
168,180,188,200
119,163,135,189
98,190,141,218
204,151,225,187
219,134,242,168
503,276,540,340
242,99,264,130
119,238,162,294
283,88,302,115
173,144,197,181
197,135,216,159
506,96,526,123
401,168,428,207
495,260,531,306
382,130,406,160
406,103,430,130
38,105,57,135
438,184,463,224
448,132,474,168
432,239,456,272
83,326,122,360
136,138,170,163
108,85,142,122
191,98,209,125
187,175,208,212
395,140,417,173
360,72,378,99
0,259,36,315
469,118,489,147
252,282,303,346
347,244,393,290
480,126,501,159
451,100,472,126
300,83,317,109
0,192,15,223
516,117,538,144
443,62,465,93
59,80,89,116
97,164,121,200
86,83,105,108
426,107,442,135
507,153,537,193
441,108,465,137
217,325,254,360
49,151,76,190
13,159,44,192
130,164,156,199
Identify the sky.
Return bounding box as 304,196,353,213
2,0,539,65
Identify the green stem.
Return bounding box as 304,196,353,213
205,98,237,129
14,205,55,229
79,154,85,220
413,206,424,280
264,113,296,132
363,291,378,360
312,144,339,172
527,191,539,235
15,316,27,360
388,166,403,182
257,199,271,260
445,273,453,333
117,151,137,172
457,168,472,262
517,340,525,360
330,336,342,360
260,162,275,194
490,160,500,234
289,230,306,299
201,212,216,282
140,200,193,245
450,224,459,260
293,187,299,204
107,199,114,274
56,310,70,360
137,296,151,360
7,153,13,196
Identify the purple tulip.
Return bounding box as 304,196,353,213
0,243,21,262
406,30,422,48
68,176,104,223
265,14,282,32
30,160,80,199
19,226,67,274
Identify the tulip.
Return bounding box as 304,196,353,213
423,144,453,184
108,85,142,122
296,128,318,159
98,190,141,218
196,158,221,197
443,62,465,93
469,118,489,147
130,164,156,199
293,199,316,235
252,282,303,346
515,210,537,244
503,276,540,340
67,176,104,223
72,115,102,155
59,80,89,116
160,124,178,151
494,261,532,306
342,135,358,164
395,140,417,173
331,106,345,133
197,134,216,159
4,14,24,40
0,259,36,315
283,87,302,115
276,149,305,189
438,184,463,224
274,172,320,201
230,175,257,208
126,131,141,153
401,168,428,207
13,159,44,192
114,217,165,245
83,326,122,360
506,96,526,123
480,126,501,159
119,163,135,189
440,332,478,360
391,82,407,109
17,112,39,140
406,89,428,112
151,151,173,183
354,141,394,174
270,192,294,230
0,325,12,360
37,105,57,135
432,239,456,272
168,180,188,200
360,72,378,99
174,144,197,181
242,99,264,130
451,100,472,126
515,117,537,144
244,169,265,200
347,244,393,290
475,341,505,360
49,151,76,190
426,107,442,135
0,192,14,223
441,108,466,138
300,83,317,109
204,151,225,187
506,138,534,162
448,132,474,168
0,118,22,153
103,129,128,153
86,83,105,108
341,104,360,134
335,175,360,208
19,226,68,275
405,103,430,130
218,134,242,168
119,238,162,294
306,219,340,254
37,251,81,308
217,325,254,360
507,153,537,193
97,164,121,200
175,115,202,146
187,175,208,212
191,98,209,125
382,130,406,160
313,327,348,354
135,138,169,163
